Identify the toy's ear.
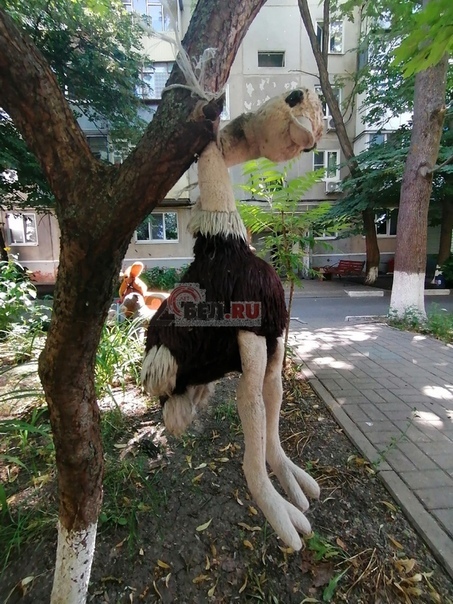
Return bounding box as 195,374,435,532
129,262,144,279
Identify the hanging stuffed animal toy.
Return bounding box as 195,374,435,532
141,88,324,551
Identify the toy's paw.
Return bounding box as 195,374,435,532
162,393,196,437
254,485,313,551
271,455,320,512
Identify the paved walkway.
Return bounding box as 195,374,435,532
290,323,453,580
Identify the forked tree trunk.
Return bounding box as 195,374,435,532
0,2,267,601
437,197,453,266
390,41,448,318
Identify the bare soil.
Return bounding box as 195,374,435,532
1,365,453,604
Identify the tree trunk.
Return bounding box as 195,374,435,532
390,40,448,318
0,225,8,261
362,208,380,283
297,0,380,283
437,197,453,265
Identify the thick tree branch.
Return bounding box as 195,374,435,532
0,8,96,203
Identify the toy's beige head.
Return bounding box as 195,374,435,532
220,88,324,167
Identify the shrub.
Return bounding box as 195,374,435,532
141,266,188,291
0,257,41,339
440,254,453,286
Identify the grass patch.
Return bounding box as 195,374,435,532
388,305,453,344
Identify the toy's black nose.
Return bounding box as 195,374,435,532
285,90,304,107
304,143,317,152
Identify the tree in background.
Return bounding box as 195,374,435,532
298,0,382,284
0,0,267,600
389,0,449,317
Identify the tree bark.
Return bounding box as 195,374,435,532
390,37,448,318
437,197,453,266
0,224,8,261
0,1,266,601
298,0,380,283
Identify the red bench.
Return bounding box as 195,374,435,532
322,260,365,279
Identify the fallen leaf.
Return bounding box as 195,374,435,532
380,500,397,513
394,558,416,574
157,559,170,569
335,537,347,551
239,576,248,594
388,535,404,550
243,539,254,550
164,572,171,588
238,522,261,532
192,472,204,484
194,463,207,470
186,455,192,468
248,506,258,516
312,562,335,587
192,574,210,584
196,518,212,532
207,583,216,597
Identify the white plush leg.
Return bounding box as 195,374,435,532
236,331,312,551
163,383,215,436
263,338,320,512
51,521,97,604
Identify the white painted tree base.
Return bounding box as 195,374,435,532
51,521,97,604
389,270,427,320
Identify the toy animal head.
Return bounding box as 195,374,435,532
119,261,148,302
220,88,324,167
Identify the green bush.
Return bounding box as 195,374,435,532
141,265,187,291
440,254,453,286
0,257,41,339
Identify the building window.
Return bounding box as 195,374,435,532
123,0,176,30
313,150,340,180
316,21,343,54
6,212,38,245
86,136,110,162
314,228,338,240
368,133,387,147
138,62,174,100
314,86,341,117
257,51,285,67
136,212,178,242
375,209,398,236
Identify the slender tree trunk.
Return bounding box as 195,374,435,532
38,227,130,603
0,225,8,261
298,0,380,283
362,208,380,283
390,43,448,318
437,197,453,265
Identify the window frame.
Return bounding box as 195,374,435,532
314,86,341,118
138,62,174,100
6,212,39,246
313,150,341,181
134,211,179,243
375,209,398,238
257,51,286,68
316,20,344,54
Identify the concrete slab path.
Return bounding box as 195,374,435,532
290,323,453,581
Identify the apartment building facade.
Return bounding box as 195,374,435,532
2,0,442,282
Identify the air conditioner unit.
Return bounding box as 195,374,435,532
326,116,336,131
325,180,341,194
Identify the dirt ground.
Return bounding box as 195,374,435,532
1,364,453,603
